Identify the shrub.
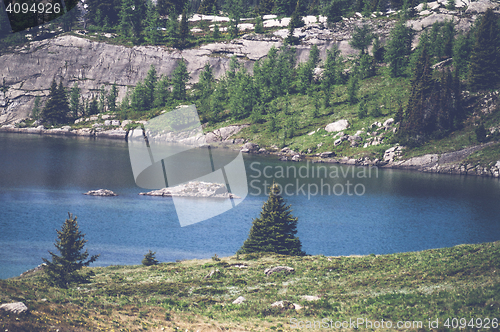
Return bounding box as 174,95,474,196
142,250,159,266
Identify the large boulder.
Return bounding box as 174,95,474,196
0,302,28,314
241,142,259,153
264,266,295,276
205,125,248,143
465,0,498,14
232,296,246,304
325,120,349,132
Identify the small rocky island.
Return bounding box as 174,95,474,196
139,181,239,199
84,189,118,196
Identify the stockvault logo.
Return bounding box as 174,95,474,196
127,105,248,227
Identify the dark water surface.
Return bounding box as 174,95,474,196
1,132,499,279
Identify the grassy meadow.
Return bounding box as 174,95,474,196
1,241,499,331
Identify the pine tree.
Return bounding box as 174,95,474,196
42,213,100,288
144,65,158,108
254,15,264,33
198,0,217,14
98,85,107,113
119,0,135,37
286,4,304,45
322,46,343,92
42,80,69,125
453,31,471,78
213,22,221,39
297,45,319,94
146,3,162,45
178,8,189,48
467,8,500,91
166,13,179,44
142,250,159,266
172,58,190,100
130,81,150,112
238,183,305,256
385,20,413,77
197,63,214,101
32,96,41,121
107,83,119,113
69,82,81,119
153,75,171,108
399,45,434,145
88,95,99,115
347,65,360,104
349,24,374,55
372,36,385,63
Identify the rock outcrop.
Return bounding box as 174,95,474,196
84,189,118,196
139,181,240,198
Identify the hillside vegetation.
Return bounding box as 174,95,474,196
1,242,499,331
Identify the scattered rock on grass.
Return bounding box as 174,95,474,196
0,302,28,314
232,296,246,304
271,300,302,310
264,266,295,276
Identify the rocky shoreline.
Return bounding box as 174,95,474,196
2,124,499,178
240,141,500,178
0,124,128,140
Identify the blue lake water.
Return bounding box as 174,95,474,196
1,132,500,279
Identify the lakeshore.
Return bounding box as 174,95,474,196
2,125,499,178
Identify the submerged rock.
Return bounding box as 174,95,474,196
84,189,118,196
139,181,240,199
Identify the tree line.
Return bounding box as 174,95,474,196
78,0,442,47
35,9,500,149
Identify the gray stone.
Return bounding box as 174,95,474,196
383,118,394,127
264,266,295,276
206,125,248,143
104,120,111,126
325,120,349,132
204,269,221,279
242,142,259,151
0,302,28,314
407,13,455,31
301,295,321,301
465,0,498,14
111,120,120,126
320,151,335,158
232,296,246,304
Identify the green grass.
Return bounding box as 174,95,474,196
1,242,500,331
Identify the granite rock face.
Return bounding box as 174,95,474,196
2,1,499,124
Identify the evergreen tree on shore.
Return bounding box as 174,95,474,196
42,213,100,288
42,79,70,125
238,183,305,256
172,58,190,100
